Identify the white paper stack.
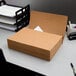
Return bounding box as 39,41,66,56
0,5,21,17
0,5,21,31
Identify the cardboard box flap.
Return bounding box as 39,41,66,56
29,11,68,36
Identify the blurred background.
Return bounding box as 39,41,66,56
6,0,76,23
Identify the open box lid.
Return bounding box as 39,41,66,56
29,11,68,36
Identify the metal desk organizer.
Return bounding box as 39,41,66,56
0,0,30,31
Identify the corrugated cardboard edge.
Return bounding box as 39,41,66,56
49,37,62,60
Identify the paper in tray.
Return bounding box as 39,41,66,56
0,4,30,31
0,16,16,25
0,5,21,17
0,23,17,31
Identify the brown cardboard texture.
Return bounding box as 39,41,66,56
29,11,68,36
7,11,68,61
8,28,62,61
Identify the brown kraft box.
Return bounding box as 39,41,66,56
7,11,68,61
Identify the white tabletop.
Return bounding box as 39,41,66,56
0,28,76,76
